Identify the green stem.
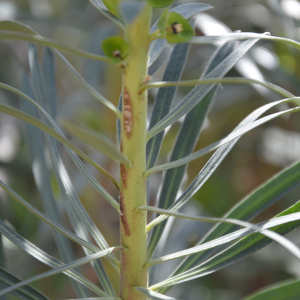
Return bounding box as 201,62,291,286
119,4,152,300
139,77,294,98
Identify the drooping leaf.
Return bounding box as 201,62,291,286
27,44,118,295
169,159,300,277
0,247,122,297
141,206,300,267
147,41,236,258
148,3,212,66
147,38,261,140
60,119,131,166
0,220,108,297
152,201,300,291
147,98,300,231
20,74,90,298
0,81,121,198
0,267,49,300
146,98,300,174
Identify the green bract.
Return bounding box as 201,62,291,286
101,36,129,63
148,0,174,8
157,11,195,43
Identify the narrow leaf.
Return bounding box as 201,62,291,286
0,31,110,62
20,77,89,298
134,287,175,300
0,180,101,254
61,119,131,166
170,159,300,277
0,81,120,199
28,43,118,295
0,102,120,197
0,267,49,300
148,45,172,76
0,220,109,297
0,247,122,298
152,201,300,290
146,41,191,170
147,38,261,140
146,98,300,175
142,206,300,267
148,3,212,66
242,279,300,300
0,21,120,117
147,41,236,258
147,98,300,231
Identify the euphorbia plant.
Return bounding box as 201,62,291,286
1,1,300,300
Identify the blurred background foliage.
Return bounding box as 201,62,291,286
1,0,300,299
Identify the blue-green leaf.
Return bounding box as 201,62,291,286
0,247,122,298
152,201,300,291
146,41,191,170
147,38,261,140
0,267,49,300
147,41,236,258
0,220,108,297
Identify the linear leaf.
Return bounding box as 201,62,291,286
242,279,300,300
20,76,89,298
54,51,121,118
60,119,131,166
28,43,118,295
0,31,110,62
147,98,300,231
148,3,212,66
148,45,172,76
147,41,236,258
189,32,300,51
0,100,119,194
134,287,175,300
89,0,125,29
152,201,300,290
0,220,109,297
169,159,300,278
146,38,261,140
0,81,120,198
0,20,120,117
0,180,102,253
146,42,191,170
0,247,122,297
141,207,300,267
146,98,300,175
41,48,118,291
0,267,49,300
140,77,294,98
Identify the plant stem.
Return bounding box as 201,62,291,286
119,4,151,300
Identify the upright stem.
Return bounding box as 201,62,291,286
119,4,151,300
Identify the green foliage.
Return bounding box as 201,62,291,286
1,1,300,300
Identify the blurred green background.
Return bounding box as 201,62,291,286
1,0,300,299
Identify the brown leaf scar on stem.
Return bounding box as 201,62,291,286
123,86,133,138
